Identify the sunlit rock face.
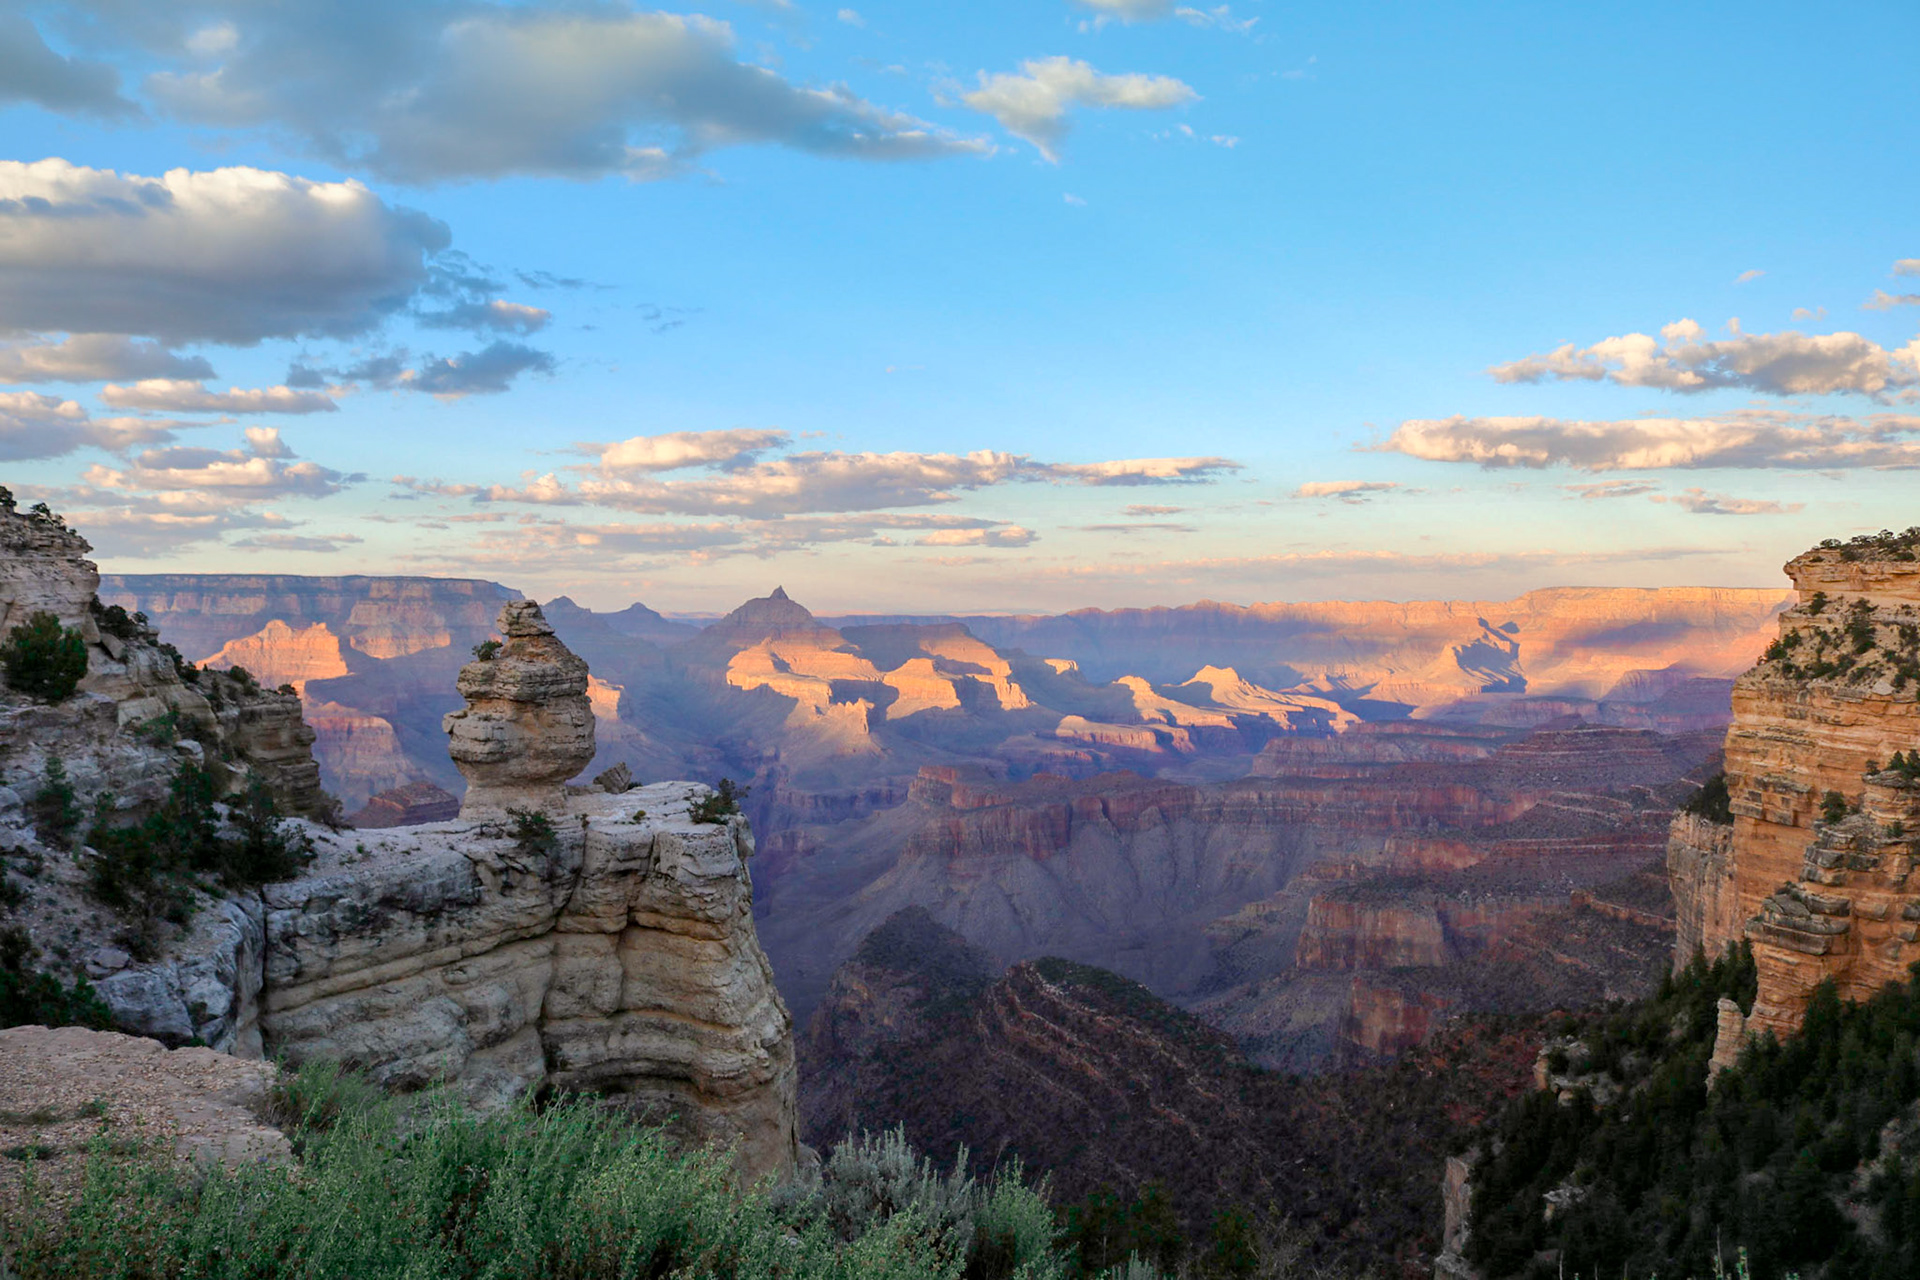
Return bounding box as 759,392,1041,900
1700,536,1920,1038
445,600,596,818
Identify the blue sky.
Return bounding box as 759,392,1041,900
3,0,1917,613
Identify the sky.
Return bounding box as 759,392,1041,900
2,0,1918,615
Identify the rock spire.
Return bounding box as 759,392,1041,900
444,600,595,817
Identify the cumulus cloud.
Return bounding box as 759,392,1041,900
0,391,183,461
84,427,350,499
0,335,214,385
1295,480,1400,501
1379,411,1920,471
400,445,1239,518
1865,290,1920,311
915,525,1036,547
1488,318,1920,398
1650,489,1802,516
120,4,986,183
1048,456,1238,485
416,299,551,334
962,57,1196,161
0,14,137,118
1895,259,1920,277
100,379,339,414
26,487,295,555
585,429,792,473
402,342,557,398
0,160,449,345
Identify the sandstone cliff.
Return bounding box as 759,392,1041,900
1,506,328,821
6,536,802,1183
1681,529,1920,1039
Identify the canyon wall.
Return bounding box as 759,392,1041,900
1689,533,1920,1038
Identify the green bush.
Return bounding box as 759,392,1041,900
0,926,111,1031
507,807,557,858
28,755,80,850
1683,773,1734,825
1,1063,1072,1280
472,638,503,661
1819,789,1848,823
1,611,87,702
691,777,750,824
86,762,311,959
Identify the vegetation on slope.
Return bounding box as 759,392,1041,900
1466,945,1920,1280
807,921,1544,1275
2,1061,1070,1280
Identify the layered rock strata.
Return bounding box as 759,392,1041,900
1692,534,1920,1037
0,507,327,818
260,783,799,1182
445,600,595,817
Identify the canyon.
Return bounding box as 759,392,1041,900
91,571,1787,1070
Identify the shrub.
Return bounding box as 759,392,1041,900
1820,789,1848,823
472,638,502,661
89,601,150,643
0,1066,1070,1280
28,755,80,849
507,807,557,858
691,777,749,824
1683,773,1734,825
0,926,111,1031
1,611,87,702
0,485,12,513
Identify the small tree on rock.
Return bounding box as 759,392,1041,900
2,612,87,702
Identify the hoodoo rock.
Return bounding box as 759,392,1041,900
1676,529,1920,1040
445,600,595,817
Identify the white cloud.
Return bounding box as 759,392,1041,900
1894,259,1920,277
962,57,1196,161
0,159,448,344
84,428,350,499
417,299,552,334
1048,456,1238,485
1379,411,1920,471
1175,6,1258,33
135,6,987,183
402,447,1239,517
1295,480,1400,500
915,525,1036,547
99,379,339,415
0,335,214,384
837,9,866,27
1733,269,1765,285
1650,488,1802,516
0,14,136,118
1488,318,1920,397
587,429,792,473
0,391,183,461
1865,290,1920,311
1792,306,1826,322
1562,480,1661,500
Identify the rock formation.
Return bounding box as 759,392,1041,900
1677,530,1920,1039
444,600,595,817
6,511,802,1184
259,782,799,1181
0,506,328,820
